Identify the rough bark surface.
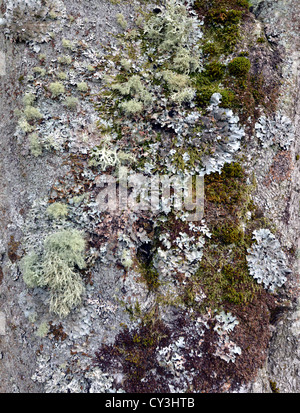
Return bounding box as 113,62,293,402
0,0,299,393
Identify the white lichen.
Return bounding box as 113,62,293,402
246,228,291,292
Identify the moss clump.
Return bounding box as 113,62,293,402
228,56,251,78
205,162,246,207
207,8,242,26
192,63,237,110
139,261,160,291
219,88,236,108
270,380,280,393
194,162,260,310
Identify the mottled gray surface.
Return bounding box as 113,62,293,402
0,0,299,393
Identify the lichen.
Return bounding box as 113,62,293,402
46,202,69,220
246,229,291,292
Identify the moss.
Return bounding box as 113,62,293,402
204,162,249,216
95,315,170,392
205,61,226,81
219,88,236,107
138,261,160,291
212,221,244,245
228,56,251,78
192,63,237,110
194,0,249,55
23,93,36,107
195,85,216,108
202,41,220,57
33,66,46,77
194,161,275,313
207,8,242,26
257,36,266,43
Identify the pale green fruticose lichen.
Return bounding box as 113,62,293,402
58,55,72,65
46,202,69,220
23,93,36,106
143,0,196,52
29,133,43,157
63,96,79,110
246,229,291,292
57,71,68,80
24,106,44,121
116,13,127,30
89,135,134,170
21,229,87,318
62,38,76,50
49,82,65,98
36,321,49,338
